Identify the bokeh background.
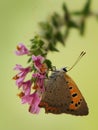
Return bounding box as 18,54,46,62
0,0,98,130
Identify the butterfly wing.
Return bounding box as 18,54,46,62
39,71,73,114
64,74,89,115
39,71,89,116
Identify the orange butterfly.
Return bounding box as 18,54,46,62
39,51,89,116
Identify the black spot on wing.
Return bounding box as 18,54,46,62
72,93,77,97
80,99,82,101
78,102,80,105
66,81,69,84
75,103,78,107
71,101,74,104
69,86,72,89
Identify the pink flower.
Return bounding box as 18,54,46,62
14,64,23,70
16,76,24,87
32,73,45,92
13,64,31,87
22,80,32,95
22,92,41,114
29,92,41,114
15,43,29,55
21,94,33,104
32,55,44,70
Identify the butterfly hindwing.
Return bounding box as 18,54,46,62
39,71,89,115
64,74,88,115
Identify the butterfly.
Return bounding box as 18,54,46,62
39,51,89,116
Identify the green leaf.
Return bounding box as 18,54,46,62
64,27,69,40
44,59,52,69
80,20,85,35
39,22,53,33
27,57,32,63
62,3,69,15
68,20,79,28
51,13,61,28
38,40,44,47
55,31,64,45
71,11,83,16
30,36,39,45
31,44,37,49
41,52,47,57
31,65,36,72
33,48,43,55
48,43,59,52
62,3,70,22
82,0,91,16
45,32,53,40
39,22,53,40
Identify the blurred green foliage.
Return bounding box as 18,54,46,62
28,0,97,69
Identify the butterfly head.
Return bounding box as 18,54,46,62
61,67,67,72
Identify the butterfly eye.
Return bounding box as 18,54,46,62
62,67,67,72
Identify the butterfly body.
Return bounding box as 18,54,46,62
39,69,88,116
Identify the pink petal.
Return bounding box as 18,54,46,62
29,104,40,114
26,92,41,114
13,64,22,70
21,95,33,104
32,55,45,70
22,80,31,95
15,43,29,56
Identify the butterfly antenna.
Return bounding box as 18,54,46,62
67,51,86,71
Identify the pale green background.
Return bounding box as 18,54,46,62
0,0,98,130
